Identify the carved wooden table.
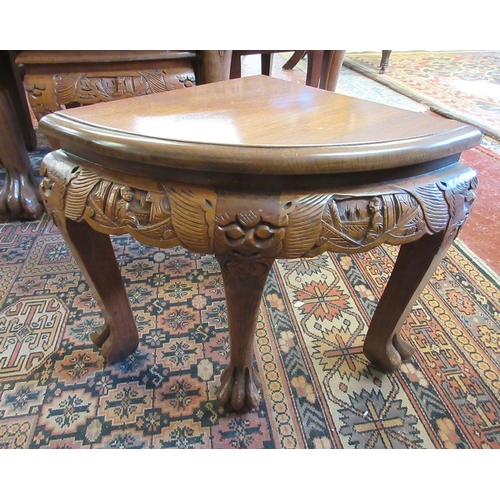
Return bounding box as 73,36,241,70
38,75,481,412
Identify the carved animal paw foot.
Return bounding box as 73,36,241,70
0,170,43,220
217,364,262,412
363,333,415,373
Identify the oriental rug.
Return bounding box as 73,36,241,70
343,51,500,141
0,208,499,449
1,59,499,449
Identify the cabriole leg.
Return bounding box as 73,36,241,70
216,257,272,412
56,217,139,364
363,231,453,372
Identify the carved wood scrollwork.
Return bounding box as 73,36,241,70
40,152,216,252
441,176,478,240
40,151,477,261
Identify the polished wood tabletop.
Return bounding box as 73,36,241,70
40,75,481,175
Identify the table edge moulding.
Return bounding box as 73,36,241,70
38,75,482,412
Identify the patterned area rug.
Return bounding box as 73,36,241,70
1,206,499,448
344,51,500,140
1,62,499,449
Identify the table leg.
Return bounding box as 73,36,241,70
56,217,139,364
282,51,306,70
216,256,272,412
0,85,43,220
363,230,453,372
306,50,324,88
213,192,287,412
320,50,346,92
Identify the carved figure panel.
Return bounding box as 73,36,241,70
24,69,196,121
41,151,478,263
40,152,219,252
309,192,430,255
305,174,477,257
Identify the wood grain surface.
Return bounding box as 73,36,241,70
40,75,482,175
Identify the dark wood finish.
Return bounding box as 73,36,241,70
194,50,232,84
282,51,305,70
230,50,346,92
16,50,199,121
0,51,43,220
320,50,346,91
3,51,37,151
380,50,392,73
39,75,481,412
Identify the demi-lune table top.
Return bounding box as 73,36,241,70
39,75,481,175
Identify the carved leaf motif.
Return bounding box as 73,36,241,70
137,71,169,93
317,222,360,250
281,194,331,258
65,167,102,220
440,175,478,239
128,220,178,244
168,186,216,253
410,184,449,233
55,73,84,105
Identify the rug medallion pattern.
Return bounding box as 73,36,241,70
0,210,498,449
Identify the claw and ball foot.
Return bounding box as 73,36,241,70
217,364,262,413
215,256,272,412
0,80,43,220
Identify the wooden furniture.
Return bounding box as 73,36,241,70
0,50,231,221
38,75,481,413
380,50,392,73
230,50,346,91
15,50,232,122
0,51,43,220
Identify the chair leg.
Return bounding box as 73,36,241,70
282,51,306,70
320,50,346,91
306,50,324,87
380,50,392,74
230,52,242,79
261,53,274,76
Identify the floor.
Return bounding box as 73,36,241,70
240,52,500,277
0,52,497,454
